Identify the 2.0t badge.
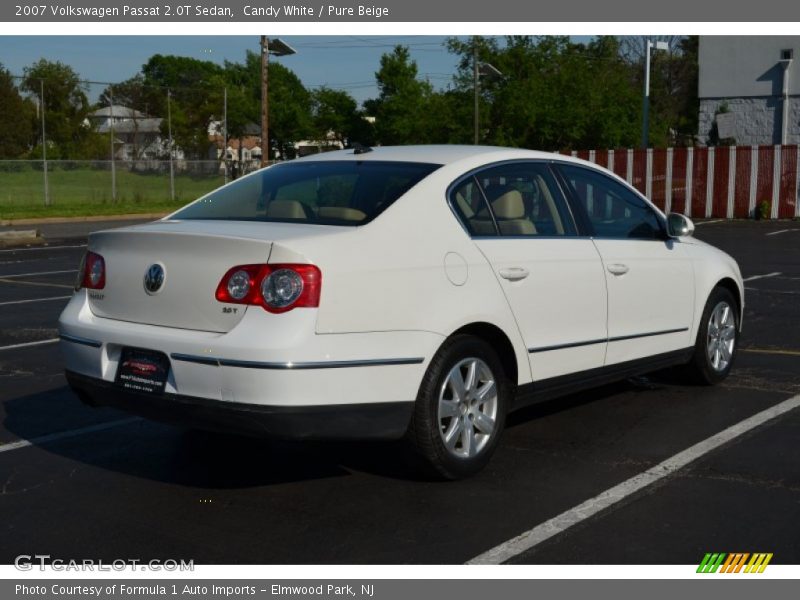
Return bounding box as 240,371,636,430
143,263,165,294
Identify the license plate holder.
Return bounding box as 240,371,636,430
115,347,170,395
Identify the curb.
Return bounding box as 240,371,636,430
0,229,44,248
0,213,168,227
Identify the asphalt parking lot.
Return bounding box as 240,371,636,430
0,219,799,565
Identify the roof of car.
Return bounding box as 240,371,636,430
293,145,564,166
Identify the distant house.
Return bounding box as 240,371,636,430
208,121,263,172
88,105,183,161
698,36,800,145
206,121,355,169
293,131,345,157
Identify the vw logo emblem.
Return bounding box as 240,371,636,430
143,263,165,295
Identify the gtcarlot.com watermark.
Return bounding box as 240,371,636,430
14,554,194,572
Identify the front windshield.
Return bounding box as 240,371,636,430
171,160,441,226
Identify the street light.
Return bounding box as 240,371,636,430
260,36,297,167
472,39,503,145
641,39,669,148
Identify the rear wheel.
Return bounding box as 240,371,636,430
687,286,739,384
406,335,510,479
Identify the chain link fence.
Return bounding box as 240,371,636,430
0,160,232,218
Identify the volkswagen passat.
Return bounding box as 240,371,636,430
60,145,743,478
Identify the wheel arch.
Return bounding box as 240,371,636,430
448,321,520,387
714,277,744,331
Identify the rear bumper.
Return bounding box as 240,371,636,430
58,291,441,408
66,370,414,440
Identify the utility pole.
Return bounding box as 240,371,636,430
167,89,175,201
471,38,503,146
40,79,50,207
259,36,296,167
641,39,669,148
109,88,116,202
473,37,479,145
261,35,269,167
223,86,228,184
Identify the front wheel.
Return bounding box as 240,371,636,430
406,335,510,479
687,286,739,385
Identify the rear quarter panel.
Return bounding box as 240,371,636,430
278,161,533,384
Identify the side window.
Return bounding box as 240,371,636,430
449,163,576,237
558,164,664,240
450,177,496,236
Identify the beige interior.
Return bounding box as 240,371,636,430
471,189,537,236
454,191,475,219
533,174,565,235
318,207,367,222
265,200,307,220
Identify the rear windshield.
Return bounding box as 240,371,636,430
171,160,441,226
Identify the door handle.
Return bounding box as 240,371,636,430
499,267,530,281
607,263,629,276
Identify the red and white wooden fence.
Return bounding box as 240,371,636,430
561,146,800,219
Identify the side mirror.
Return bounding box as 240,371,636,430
667,212,695,238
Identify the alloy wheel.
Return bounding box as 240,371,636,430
706,300,736,372
437,357,498,459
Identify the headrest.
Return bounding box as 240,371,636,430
266,200,306,219
454,191,474,218
492,190,525,219
318,207,366,222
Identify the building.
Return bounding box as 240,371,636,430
698,36,800,146
208,121,262,172
87,105,177,161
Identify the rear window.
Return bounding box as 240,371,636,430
172,160,441,226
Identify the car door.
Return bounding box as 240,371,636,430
450,161,608,382
555,163,695,366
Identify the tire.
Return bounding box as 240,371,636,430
406,334,511,479
687,286,740,385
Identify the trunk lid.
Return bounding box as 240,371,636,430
86,219,339,333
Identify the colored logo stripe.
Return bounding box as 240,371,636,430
697,552,773,573
745,553,773,573
697,553,726,573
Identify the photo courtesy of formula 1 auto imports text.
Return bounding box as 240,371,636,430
0,1,799,598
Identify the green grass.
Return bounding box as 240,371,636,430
0,165,224,220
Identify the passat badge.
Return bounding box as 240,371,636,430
143,263,165,294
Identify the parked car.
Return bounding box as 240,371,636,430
59,145,743,478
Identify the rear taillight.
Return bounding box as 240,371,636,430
215,264,321,313
76,251,106,290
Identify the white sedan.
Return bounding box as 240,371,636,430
59,145,743,478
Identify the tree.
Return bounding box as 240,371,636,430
369,46,438,145
21,59,94,158
219,50,312,160
267,62,313,159
0,64,34,158
619,35,699,145
311,87,373,147
219,55,259,151
140,54,226,158
445,35,642,150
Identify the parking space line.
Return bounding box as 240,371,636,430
0,269,78,278
467,393,800,565
0,244,86,254
0,338,59,351
744,287,800,295
765,229,800,236
0,418,141,455
695,219,724,225
741,347,800,357
0,296,71,307
0,278,73,289
743,272,781,282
